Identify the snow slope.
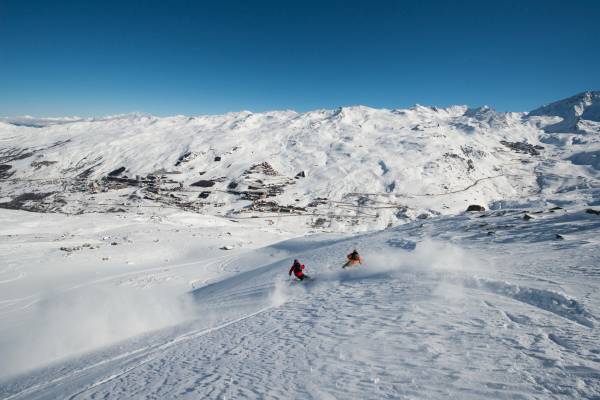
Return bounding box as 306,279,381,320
0,205,599,399
1,91,600,399
529,91,600,133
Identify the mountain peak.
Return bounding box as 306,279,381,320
528,90,600,132
529,91,600,118
464,105,492,117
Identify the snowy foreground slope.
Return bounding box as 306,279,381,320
1,206,599,399
1,91,600,399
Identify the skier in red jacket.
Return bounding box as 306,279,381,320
289,259,310,281
342,249,363,269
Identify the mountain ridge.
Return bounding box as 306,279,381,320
1,91,599,234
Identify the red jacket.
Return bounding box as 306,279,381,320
289,262,305,278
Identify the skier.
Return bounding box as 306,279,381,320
289,259,310,281
342,249,363,269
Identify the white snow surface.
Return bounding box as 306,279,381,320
1,92,600,399
1,207,599,399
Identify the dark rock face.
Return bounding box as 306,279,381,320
0,164,14,179
313,218,328,227
523,214,533,221
175,152,193,166
466,204,485,212
0,148,34,163
198,191,211,199
108,166,126,177
0,192,56,212
214,156,221,161
31,160,58,169
586,208,600,215
191,180,216,187
106,207,126,213
0,141,70,166
228,181,238,189
467,159,475,171
295,171,306,178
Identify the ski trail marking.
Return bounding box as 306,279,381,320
66,306,273,400
5,306,273,400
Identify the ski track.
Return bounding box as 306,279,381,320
1,303,275,400
45,272,600,399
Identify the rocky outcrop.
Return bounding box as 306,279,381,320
108,166,126,177
191,180,216,187
0,192,56,212
0,164,14,179
466,205,485,212
31,160,58,169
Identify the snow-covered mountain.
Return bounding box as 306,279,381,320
1,92,599,233
529,90,600,133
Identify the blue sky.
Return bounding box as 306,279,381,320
1,0,599,116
